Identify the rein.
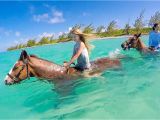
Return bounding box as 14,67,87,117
63,61,76,74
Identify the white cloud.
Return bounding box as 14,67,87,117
58,32,63,36
82,12,90,17
13,37,28,45
0,27,21,37
15,31,20,37
14,40,19,44
33,13,49,22
33,9,65,24
64,31,69,34
43,4,50,8
0,27,12,36
53,11,63,17
101,28,105,32
68,27,72,32
0,27,21,38
49,16,64,24
4,31,11,36
38,32,54,39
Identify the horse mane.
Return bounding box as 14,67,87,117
136,38,147,51
29,54,58,65
30,54,38,58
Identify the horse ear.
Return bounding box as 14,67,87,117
137,33,141,38
19,50,28,61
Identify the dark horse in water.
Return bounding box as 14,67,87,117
121,33,157,54
4,50,120,85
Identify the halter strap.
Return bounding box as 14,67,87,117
7,59,30,83
7,73,19,82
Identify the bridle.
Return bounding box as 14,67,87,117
7,59,30,83
126,38,139,49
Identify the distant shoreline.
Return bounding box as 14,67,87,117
2,34,149,53
90,34,148,41
91,35,131,40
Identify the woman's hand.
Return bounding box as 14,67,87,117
63,42,84,68
63,61,71,68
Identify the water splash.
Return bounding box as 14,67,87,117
108,48,121,59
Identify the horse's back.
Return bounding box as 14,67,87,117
66,57,120,78
90,57,120,72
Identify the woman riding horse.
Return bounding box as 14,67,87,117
4,50,120,85
64,29,92,71
121,23,160,53
121,33,159,54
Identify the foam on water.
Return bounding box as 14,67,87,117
108,48,121,58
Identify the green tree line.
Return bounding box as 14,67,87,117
7,10,160,51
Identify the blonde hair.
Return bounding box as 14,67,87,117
71,29,93,53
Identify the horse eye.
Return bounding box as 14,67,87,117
13,66,18,70
130,39,134,43
13,65,23,70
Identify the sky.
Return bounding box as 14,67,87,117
0,1,160,52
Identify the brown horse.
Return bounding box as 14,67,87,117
4,50,120,85
121,33,155,54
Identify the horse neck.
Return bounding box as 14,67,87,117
28,56,66,77
136,39,147,51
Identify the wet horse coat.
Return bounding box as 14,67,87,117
4,50,120,85
28,54,120,80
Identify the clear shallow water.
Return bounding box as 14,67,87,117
1,36,160,119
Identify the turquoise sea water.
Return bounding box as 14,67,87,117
1,36,160,119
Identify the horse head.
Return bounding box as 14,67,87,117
5,50,32,85
121,33,141,50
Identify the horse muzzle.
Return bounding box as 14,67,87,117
121,43,131,50
5,80,14,85
121,44,127,50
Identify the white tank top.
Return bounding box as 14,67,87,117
73,42,91,69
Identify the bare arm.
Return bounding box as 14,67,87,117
71,50,75,59
68,42,84,65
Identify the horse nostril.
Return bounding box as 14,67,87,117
121,44,124,48
5,80,8,85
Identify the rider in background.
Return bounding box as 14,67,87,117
149,23,160,50
63,29,92,71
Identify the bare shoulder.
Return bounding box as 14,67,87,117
80,42,85,47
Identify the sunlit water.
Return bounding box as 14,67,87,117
1,36,160,119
